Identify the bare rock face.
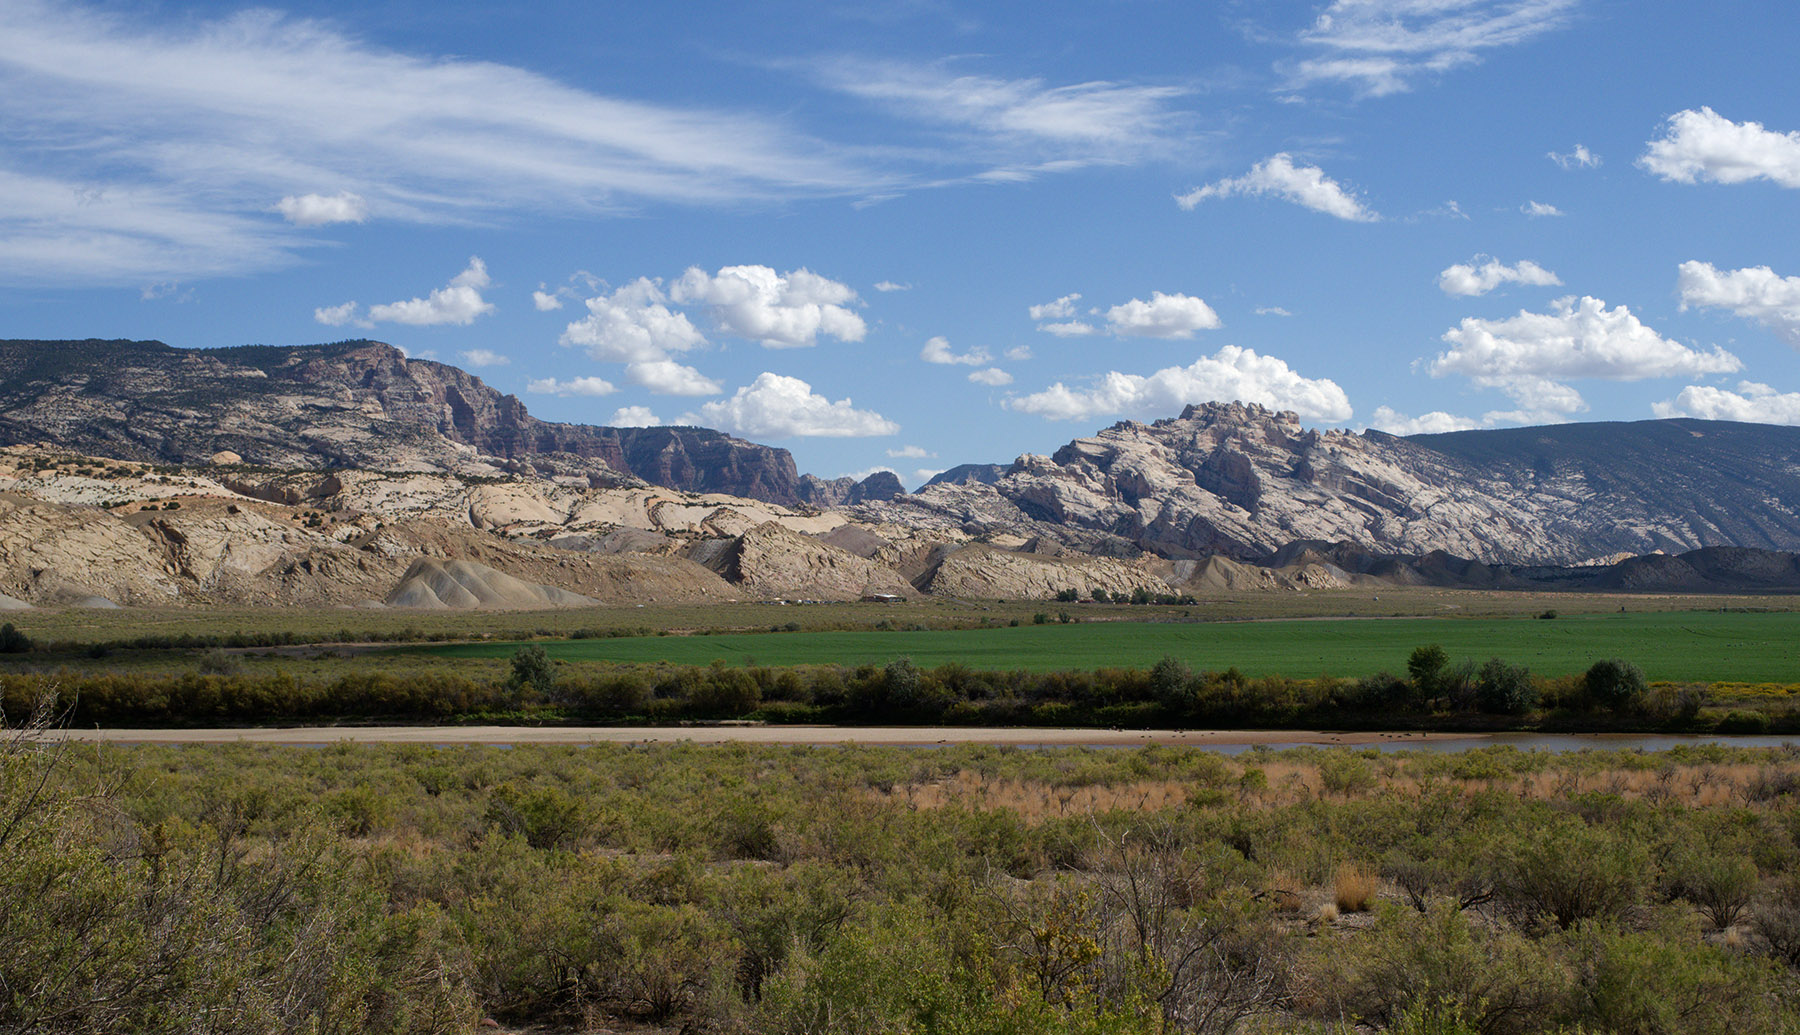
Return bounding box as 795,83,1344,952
919,544,1164,599
795,470,907,508
0,339,807,504
862,402,1800,565
692,522,916,600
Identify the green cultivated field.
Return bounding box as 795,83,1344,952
418,609,1800,684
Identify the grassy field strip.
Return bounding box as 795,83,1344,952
414,610,1800,683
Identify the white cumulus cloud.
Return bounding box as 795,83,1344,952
1368,406,1481,435
313,300,365,327
1104,292,1222,338
1431,295,1742,414
457,348,508,368
886,445,936,459
1676,260,1800,347
1032,291,1221,338
1437,256,1562,296
1006,345,1352,423
920,336,991,366
968,367,1013,386
1520,200,1562,217
532,289,564,312
1005,345,1034,361
1640,108,1800,188
1547,144,1600,169
1653,382,1800,424
873,280,910,292
527,376,615,397
608,406,662,427
684,372,898,438
366,257,495,326
1177,154,1378,222
1255,306,1293,317
1029,294,1081,320
561,279,707,363
670,265,865,348
275,191,368,226
625,359,722,396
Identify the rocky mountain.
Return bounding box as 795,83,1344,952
794,470,906,508
923,463,1009,488
0,338,807,503
858,402,1800,565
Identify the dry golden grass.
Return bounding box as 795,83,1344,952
871,757,1800,824
1333,864,1377,913
886,775,1194,821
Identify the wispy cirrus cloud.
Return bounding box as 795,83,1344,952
0,2,881,284
809,57,1193,178
1285,0,1579,98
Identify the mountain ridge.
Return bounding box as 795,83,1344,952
855,401,1800,565
0,338,815,503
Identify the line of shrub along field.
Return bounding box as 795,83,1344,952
412,610,1800,685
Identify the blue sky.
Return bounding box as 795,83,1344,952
3,0,1800,485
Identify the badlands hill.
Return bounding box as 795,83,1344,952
862,402,1800,565
0,338,900,506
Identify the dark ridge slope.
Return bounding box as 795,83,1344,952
1408,419,1800,552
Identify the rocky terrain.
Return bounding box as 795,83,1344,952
4,339,1800,609
0,338,837,504
0,445,1168,608
858,402,1800,565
